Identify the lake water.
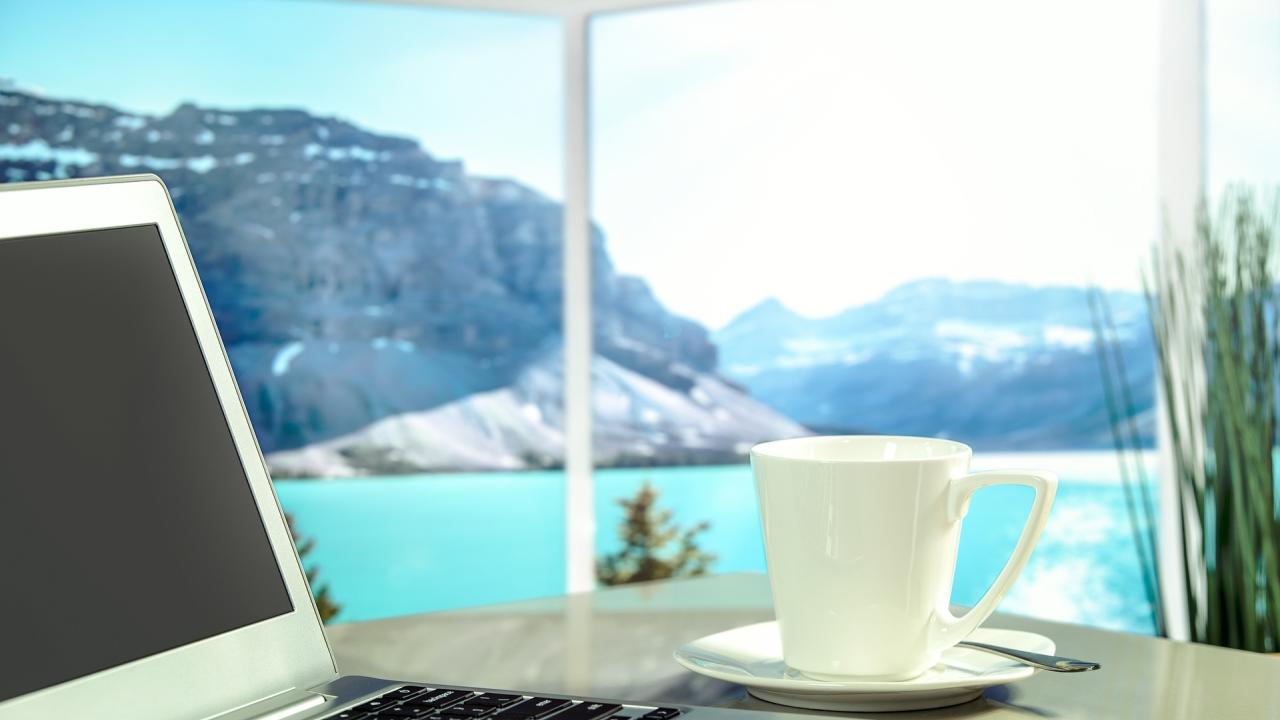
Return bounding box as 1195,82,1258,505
275,450,1158,634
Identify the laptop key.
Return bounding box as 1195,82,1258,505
332,712,367,720
378,707,432,718
414,689,474,708
386,686,432,700
471,694,523,707
639,709,680,720
353,698,400,713
550,702,622,720
500,698,573,719
440,705,496,718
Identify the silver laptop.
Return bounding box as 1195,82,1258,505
0,176,752,720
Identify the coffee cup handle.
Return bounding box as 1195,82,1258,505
930,470,1058,647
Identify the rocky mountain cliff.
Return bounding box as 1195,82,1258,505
0,89,805,473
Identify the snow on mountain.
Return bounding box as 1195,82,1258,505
268,350,808,476
714,279,1153,449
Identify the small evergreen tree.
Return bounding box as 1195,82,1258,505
286,513,342,623
597,482,716,586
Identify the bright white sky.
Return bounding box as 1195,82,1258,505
592,0,1163,328
1206,0,1280,193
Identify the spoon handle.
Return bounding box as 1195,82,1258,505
957,640,1101,673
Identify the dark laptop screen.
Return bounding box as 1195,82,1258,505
0,225,293,702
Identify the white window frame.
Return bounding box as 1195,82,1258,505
1157,0,1204,641
375,0,1207,627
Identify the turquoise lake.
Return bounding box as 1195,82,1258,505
275,451,1158,634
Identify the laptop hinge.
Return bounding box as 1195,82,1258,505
206,688,329,720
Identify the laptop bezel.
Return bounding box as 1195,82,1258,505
0,175,338,720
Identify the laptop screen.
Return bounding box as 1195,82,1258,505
0,224,293,702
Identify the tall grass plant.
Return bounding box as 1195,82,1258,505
1112,189,1280,650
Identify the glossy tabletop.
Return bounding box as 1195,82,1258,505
325,573,1279,719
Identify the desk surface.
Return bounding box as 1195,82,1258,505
326,573,1279,719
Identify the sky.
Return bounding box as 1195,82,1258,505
591,0,1163,327
1206,0,1280,193
2,0,1276,330
590,0,1278,329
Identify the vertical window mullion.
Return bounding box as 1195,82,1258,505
1156,0,1205,642
563,9,596,594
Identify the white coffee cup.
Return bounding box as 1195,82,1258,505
751,435,1057,681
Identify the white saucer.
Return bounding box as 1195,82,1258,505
674,621,1054,712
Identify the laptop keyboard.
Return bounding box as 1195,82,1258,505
327,686,682,720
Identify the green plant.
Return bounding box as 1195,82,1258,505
596,481,716,586
286,513,342,623
1089,286,1164,637
1106,188,1280,650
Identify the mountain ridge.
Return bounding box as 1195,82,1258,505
2,88,1154,463
713,279,1153,449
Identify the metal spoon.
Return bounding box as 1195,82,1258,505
957,640,1101,672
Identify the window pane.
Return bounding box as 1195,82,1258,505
591,0,1159,633
0,0,564,622
1207,0,1280,188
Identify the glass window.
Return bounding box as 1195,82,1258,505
1206,0,1280,189
0,0,564,622
590,0,1160,633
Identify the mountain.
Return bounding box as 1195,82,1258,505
0,89,805,473
714,279,1154,449
268,348,808,476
